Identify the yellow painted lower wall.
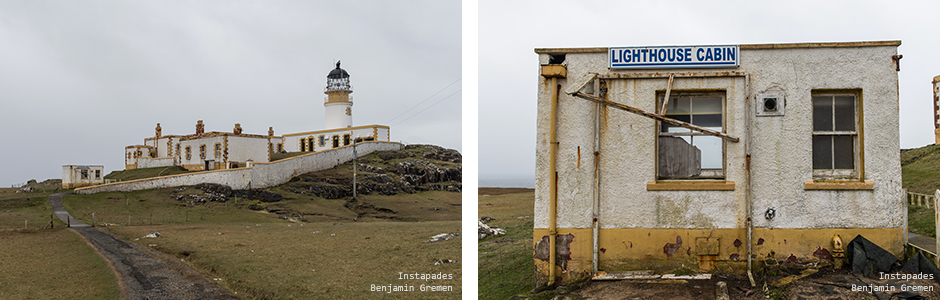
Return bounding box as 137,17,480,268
533,227,904,284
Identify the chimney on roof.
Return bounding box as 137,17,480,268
196,120,205,134
234,123,243,135
155,123,162,138
268,127,274,137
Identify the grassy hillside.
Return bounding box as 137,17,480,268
104,166,194,182
901,143,940,194
902,143,940,238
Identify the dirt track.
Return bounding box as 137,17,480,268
50,192,239,299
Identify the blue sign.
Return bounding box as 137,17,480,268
609,45,739,69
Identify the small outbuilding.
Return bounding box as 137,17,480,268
534,41,904,285
62,165,104,188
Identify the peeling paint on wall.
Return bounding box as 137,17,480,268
535,234,574,270
663,236,682,257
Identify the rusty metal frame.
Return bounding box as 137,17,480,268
565,72,744,143
569,91,740,143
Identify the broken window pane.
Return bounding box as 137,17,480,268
658,93,724,179
693,136,722,170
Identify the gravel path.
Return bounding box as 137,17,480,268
50,192,239,299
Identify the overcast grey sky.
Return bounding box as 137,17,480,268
0,0,461,187
479,0,940,187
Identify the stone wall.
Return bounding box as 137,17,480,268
75,141,403,194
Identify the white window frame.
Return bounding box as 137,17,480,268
812,91,860,180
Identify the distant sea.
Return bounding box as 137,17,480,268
478,177,535,188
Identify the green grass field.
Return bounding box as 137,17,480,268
103,166,195,182
0,188,63,229
106,221,461,299
0,229,119,300
477,188,540,300
0,187,119,299
62,187,277,227
60,171,462,299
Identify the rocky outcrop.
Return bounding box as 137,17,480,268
290,145,462,198
405,144,461,163
174,183,283,205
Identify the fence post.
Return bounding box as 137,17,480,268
903,189,909,247
50,214,54,229
935,189,939,267
92,213,95,227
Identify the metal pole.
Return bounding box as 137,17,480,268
353,136,357,200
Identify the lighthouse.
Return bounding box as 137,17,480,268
324,61,353,129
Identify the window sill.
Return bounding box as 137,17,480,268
803,180,873,190
647,180,735,191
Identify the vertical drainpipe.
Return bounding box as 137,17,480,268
541,63,565,287
745,74,756,287
548,76,560,286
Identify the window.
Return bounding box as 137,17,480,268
80,169,88,179
344,134,351,146
300,139,306,152
214,143,221,158
95,170,101,179
185,146,192,160
308,137,315,151
176,144,181,157
658,92,725,179
199,144,206,159
332,135,340,148
319,135,325,147
277,143,283,153
812,92,859,179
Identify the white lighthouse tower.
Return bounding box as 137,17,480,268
324,61,353,129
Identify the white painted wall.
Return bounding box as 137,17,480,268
325,101,353,129
62,165,104,187
534,44,902,230
282,125,389,152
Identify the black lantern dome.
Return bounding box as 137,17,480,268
326,61,351,91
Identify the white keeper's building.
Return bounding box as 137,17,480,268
124,61,390,171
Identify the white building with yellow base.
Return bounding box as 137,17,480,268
123,61,390,172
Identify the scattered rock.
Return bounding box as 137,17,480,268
425,233,461,243
478,220,506,239
434,259,457,265
135,232,162,240
480,216,495,224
